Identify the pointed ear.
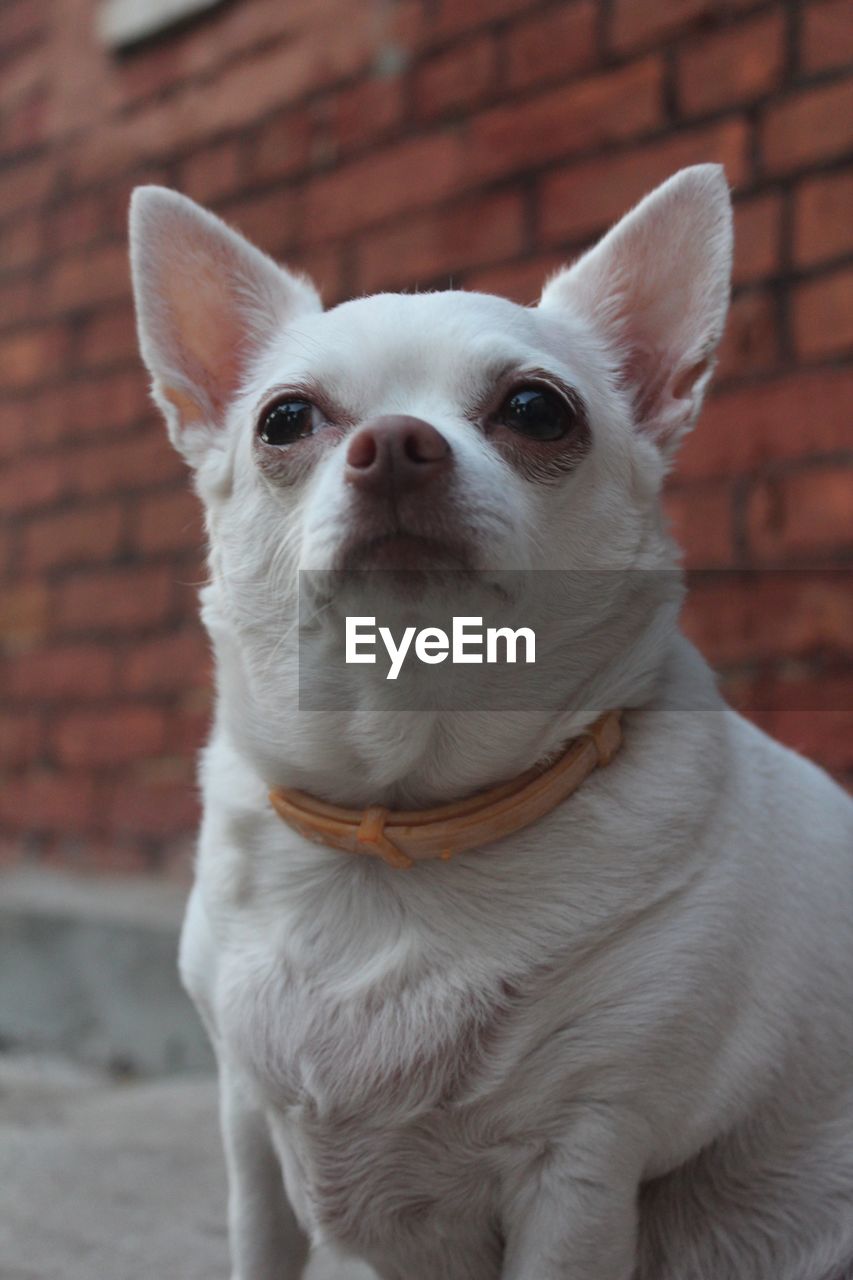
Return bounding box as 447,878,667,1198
539,165,732,457
129,187,321,460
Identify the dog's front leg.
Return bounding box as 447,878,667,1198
501,1118,644,1280
220,1061,310,1280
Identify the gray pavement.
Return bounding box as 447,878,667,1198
0,1055,377,1280
0,1054,228,1280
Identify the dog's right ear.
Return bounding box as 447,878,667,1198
129,187,321,462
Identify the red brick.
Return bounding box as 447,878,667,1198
794,171,853,269
98,166,174,242
464,251,568,304
0,155,51,220
69,14,375,186
0,712,43,769
318,75,404,158
122,628,211,695
682,570,853,667
0,215,43,273
793,266,853,361
774,708,853,773
0,772,95,833
130,489,204,555
69,428,184,497
539,119,749,246
6,643,116,702
677,11,785,116
610,0,712,52
0,276,38,330
413,34,497,122
0,0,46,51
221,188,300,257
181,137,244,205
733,192,783,286
32,370,151,448
0,453,67,515
470,57,663,183
355,191,527,294
23,502,125,574
727,670,853,773
106,780,200,840
130,749,198,786
45,243,131,314
430,0,533,39
107,0,321,99
0,399,27,461
45,192,104,253
504,2,597,92
717,290,781,383
0,583,49,655
680,368,853,480
729,669,853,715
109,31,199,107
0,326,70,390
0,41,42,109
385,0,427,55
55,566,176,635
302,132,467,242
1,87,48,152
762,79,853,175
247,112,313,185
745,464,853,562
802,0,853,73
77,306,140,370
663,482,735,568
53,706,167,768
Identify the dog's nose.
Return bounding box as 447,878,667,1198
345,416,451,495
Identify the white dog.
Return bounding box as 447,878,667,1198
130,167,853,1280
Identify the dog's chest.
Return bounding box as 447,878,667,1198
272,1104,504,1279
220,941,512,1266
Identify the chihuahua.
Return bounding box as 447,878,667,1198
130,167,853,1280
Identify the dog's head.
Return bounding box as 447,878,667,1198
130,167,731,791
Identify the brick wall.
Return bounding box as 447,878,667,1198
1,0,851,875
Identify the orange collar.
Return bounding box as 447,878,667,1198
269,710,623,870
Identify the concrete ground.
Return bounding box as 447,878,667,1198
0,1054,228,1280
0,1054,377,1280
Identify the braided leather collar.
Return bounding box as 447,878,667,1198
269,710,623,870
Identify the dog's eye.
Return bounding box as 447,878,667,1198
258,399,316,446
495,385,577,441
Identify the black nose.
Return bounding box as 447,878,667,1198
344,415,451,496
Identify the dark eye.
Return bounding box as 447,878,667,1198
258,398,316,446
495,385,577,441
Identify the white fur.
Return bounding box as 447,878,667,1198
130,167,853,1280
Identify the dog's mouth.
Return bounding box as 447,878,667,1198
336,530,474,574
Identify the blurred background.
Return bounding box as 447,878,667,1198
0,0,851,1031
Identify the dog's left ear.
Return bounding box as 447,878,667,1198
539,165,732,458
130,187,321,462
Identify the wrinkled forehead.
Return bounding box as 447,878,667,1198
253,291,586,412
